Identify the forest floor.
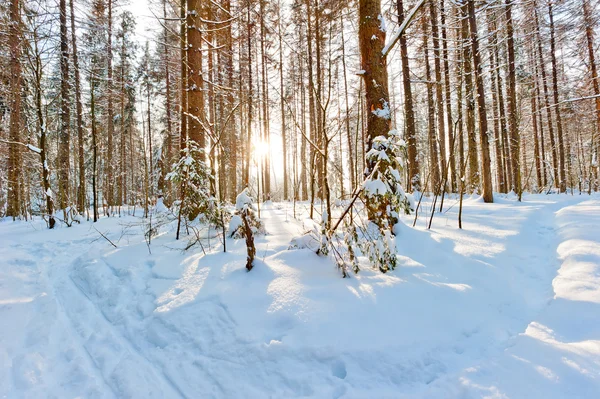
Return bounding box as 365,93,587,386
1,192,599,398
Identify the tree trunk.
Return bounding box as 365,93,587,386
187,0,205,160
398,0,420,191
340,14,355,193
180,0,188,152
70,0,85,213
106,0,114,208
278,1,288,200
7,0,22,219
430,0,446,192
487,7,506,193
467,0,493,202
162,0,173,202
548,2,566,192
423,15,441,193
461,2,478,193
58,0,70,212
535,3,559,189
440,0,454,192
358,0,392,222
583,0,600,191
505,0,521,198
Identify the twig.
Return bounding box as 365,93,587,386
92,226,117,248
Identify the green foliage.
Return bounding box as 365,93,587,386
167,142,222,228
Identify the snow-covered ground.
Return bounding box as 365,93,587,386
1,193,599,398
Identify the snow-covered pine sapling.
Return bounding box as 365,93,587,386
317,210,330,256
167,142,223,240
363,130,411,272
235,189,257,271
343,220,360,274
229,190,264,239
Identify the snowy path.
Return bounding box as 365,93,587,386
1,194,599,398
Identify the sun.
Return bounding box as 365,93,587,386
254,140,270,158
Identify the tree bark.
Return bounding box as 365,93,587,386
58,0,71,212
583,0,600,191
467,0,493,202
398,0,419,191
548,2,566,192
187,0,205,160
505,0,521,198
70,0,85,213
358,0,393,222
7,0,22,218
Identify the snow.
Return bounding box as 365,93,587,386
364,178,388,196
154,197,168,213
227,214,243,237
26,144,42,154
1,194,599,398
371,100,391,119
235,189,253,211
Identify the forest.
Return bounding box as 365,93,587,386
1,0,600,397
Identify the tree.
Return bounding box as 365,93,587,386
466,0,493,202
6,0,22,219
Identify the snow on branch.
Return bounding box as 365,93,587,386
382,0,427,57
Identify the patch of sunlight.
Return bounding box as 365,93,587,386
561,357,590,376
535,365,559,381
459,377,509,399
155,261,209,313
414,273,472,292
525,321,600,358
0,292,46,305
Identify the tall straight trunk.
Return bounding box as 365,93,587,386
358,0,392,222
70,0,85,212
531,79,543,189
440,0,454,192
423,15,441,192
33,34,55,228
278,2,288,200
90,72,99,222
340,14,355,192
7,0,22,218
494,38,512,190
314,0,325,201
306,0,317,213
58,0,70,211
535,4,558,188
456,22,465,180
225,0,236,201
180,0,188,151
299,41,308,200
187,0,205,159
583,0,600,191
244,3,252,187
147,80,153,198
548,2,566,192
487,7,506,193
467,0,493,202
259,0,270,197
119,54,125,206
505,0,521,197
163,0,173,201
398,0,419,191
206,4,216,191
534,51,548,187
461,2,478,193
430,0,446,191
106,0,114,207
